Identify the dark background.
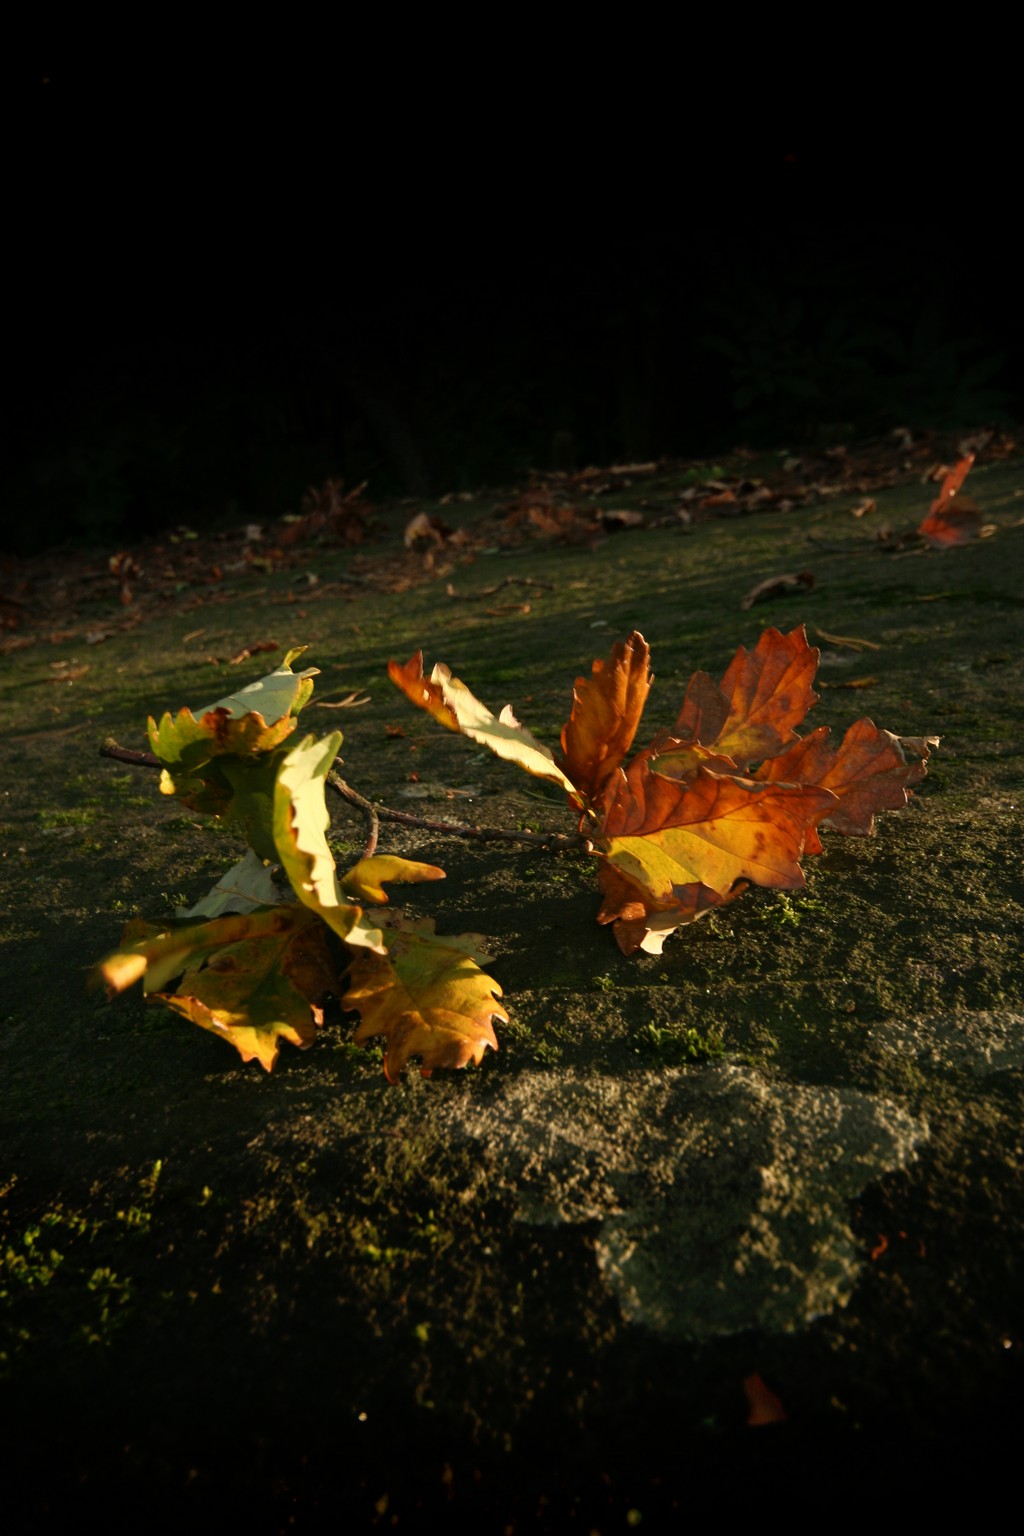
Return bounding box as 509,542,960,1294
5,62,1020,554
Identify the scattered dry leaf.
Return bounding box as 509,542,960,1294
813,627,881,652
228,641,279,666
919,454,983,547
743,1373,787,1427
740,571,815,611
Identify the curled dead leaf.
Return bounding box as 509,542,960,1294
739,571,815,611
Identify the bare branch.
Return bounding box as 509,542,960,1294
99,739,579,853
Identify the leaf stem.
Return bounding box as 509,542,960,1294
327,773,578,850
100,739,161,768
325,773,379,858
98,738,579,853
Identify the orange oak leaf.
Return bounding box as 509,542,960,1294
387,652,460,731
343,914,506,1082
388,652,578,796
663,626,820,771
558,630,653,802
919,453,981,546
591,760,836,952
754,719,937,853
595,859,747,955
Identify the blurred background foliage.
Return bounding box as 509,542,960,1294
4,226,1018,553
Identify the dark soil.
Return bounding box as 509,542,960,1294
2,434,1023,1529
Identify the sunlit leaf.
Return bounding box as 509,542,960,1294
591,760,835,952
189,647,319,724
754,719,936,852
387,652,460,730
597,761,834,898
668,625,820,770
594,859,746,955
388,652,579,797
340,855,446,905
919,454,981,547
95,905,340,1070
272,733,383,951
558,630,652,802
146,651,322,833
178,849,281,919
343,914,505,1082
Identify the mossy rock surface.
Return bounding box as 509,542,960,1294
2,448,1023,1524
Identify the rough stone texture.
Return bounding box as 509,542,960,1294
441,1063,927,1339
870,1009,1024,1075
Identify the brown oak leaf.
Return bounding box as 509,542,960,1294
918,453,982,546
558,630,653,803
592,760,836,953
664,626,820,771
754,719,936,853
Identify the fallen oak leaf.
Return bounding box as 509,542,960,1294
343,914,505,1082
177,848,281,918
155,909,337,1070
919,453,984,547
920,495,986,547
387,652,460,731
594,858,746,955
753,719,935,852
148,650,330,843
596,760,834,895
190,646,319,725
272,732,384,952
340,854,445,906
390,625,935,960
95,905,339,1071
660,626,819,772
594,760,835,925
558,631,653,804
388,652,580,800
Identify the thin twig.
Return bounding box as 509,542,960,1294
326,774,379,859
328,773,579,850
101,739,161,768
99,738,579,853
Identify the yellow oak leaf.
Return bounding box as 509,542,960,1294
343,914,506,1082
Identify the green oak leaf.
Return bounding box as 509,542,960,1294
147,651,321,825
